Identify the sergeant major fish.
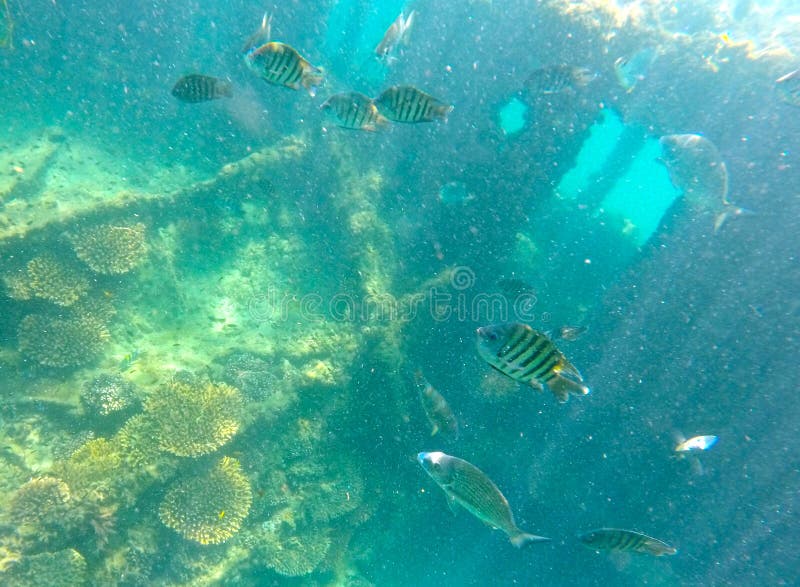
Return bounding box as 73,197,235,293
476,322,589,403
417,451,550,548
374,85,453,123
579,528,677,556
375,10,415,64
171,74,233,103
320,92,389,132
414,371,458,439
524,65,595,96
244,41,324,96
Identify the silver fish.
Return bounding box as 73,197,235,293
171,75,233,103
418,451,550,548
374,85,453,123
476,322,589,403
579,528,677,556
244,41,324,96
320,92,389,131
557,325,587,341
659,133,748,232
375,10,415,64
614,47,658,92
414,371,458,438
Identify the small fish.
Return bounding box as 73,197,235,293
417,451,550,548
524,65,595,95
674,435,718,453
119,349,140,371
320,92,389,131
244,42,324,96
375,10,416,64
171,74,233,103
374,86,453,123
557,325,587,341
614,47,658,92
659,133,749,232
414,371,458,438
776,69,800,107
579,528,677,556
476,322,589,403
242,12,272,54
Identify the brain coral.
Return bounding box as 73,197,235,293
17,310,110,368
159,456,252,545
144,378,244,457
67,222,148,274
3,255,88,307
4,548,87,587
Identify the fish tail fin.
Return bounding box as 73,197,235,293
548,373,589,403
221,80,234,98
713,202,753,233
510,531,551,548
302,67,325,97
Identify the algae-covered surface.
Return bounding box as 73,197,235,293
0,1,798,585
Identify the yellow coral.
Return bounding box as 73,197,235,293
159,456,252,545
17,310,110,368
67,222,148,274
4,548,87,587
144,378,244,457
3,254,88,306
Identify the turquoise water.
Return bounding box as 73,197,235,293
0,1,798,585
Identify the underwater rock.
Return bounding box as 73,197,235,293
159,456,252,545
3,255,89,307
3,548,87,587
17,310,110,368
67,222,148,275
219,351,279,401
144,378,244,457
81,374,140,419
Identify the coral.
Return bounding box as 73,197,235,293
67,222,148,274
159,456,252,545
3,255,88,307
144,378,244,457
17,309,110,368
288,460,364,524
219,351,278,401
80,374,139,418
3,548,87,587
258,525,332,577
8,477,72,547
55,438,122,500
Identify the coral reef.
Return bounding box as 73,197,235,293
144,377,244,457
2,548,87,587
159,456,252,545
80,374,139,419
17,309,110,368
218,351,279,401
8,477,72,549
3,255,88,307
257,523,332,578
67,222,148,275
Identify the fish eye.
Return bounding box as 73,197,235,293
433,462,441,471
488,332,498,341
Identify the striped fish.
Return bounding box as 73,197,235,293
374,85,452,123
476,322,589,403
244,42,324,95
320,92,389,131
579,528,677,556
171,74,233,103
524,65,595,95
418,452,550,548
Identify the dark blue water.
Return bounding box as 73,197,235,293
0,1,798,585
